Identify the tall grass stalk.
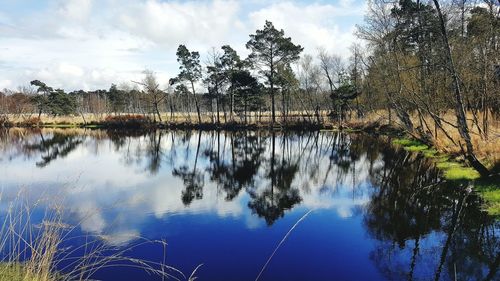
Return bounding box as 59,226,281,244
255,210,313,281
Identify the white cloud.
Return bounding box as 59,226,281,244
117,0,243,48
0,0,365,91
0,79,12,90
248,1,365,57
57,0,94,22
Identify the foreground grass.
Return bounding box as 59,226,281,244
393,137,498,216
0,193,196,281
0,263,38,281
0,263,57,281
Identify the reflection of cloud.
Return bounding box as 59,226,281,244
99,230,141,246
337,206,354,218
0,132,381,245
77,201,106,233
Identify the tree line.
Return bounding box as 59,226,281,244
0,19,361,126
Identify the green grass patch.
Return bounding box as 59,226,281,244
422,148,438,158
475,182,500,217
392,138,422,146
435,159,481,180
443,166,481,180
392,138,431,152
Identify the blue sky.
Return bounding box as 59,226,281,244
0,0,366,91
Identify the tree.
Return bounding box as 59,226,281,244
171,45,203,123
248,133,301,225
30,80,51,118
134,70,166,122
276,64,299,122
298,54,323,124
432,0,490,176
107,84,127,114
246,21,303,124
220,45,244,120
318,49,345,123
231,70,262,124
204,48,226,124
47,89,76,116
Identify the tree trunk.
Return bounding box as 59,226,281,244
432,0,490,177
190,81,202,124
271,81,276,125
155,102,162,122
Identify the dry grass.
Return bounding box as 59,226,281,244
417,111,499,165
348,110,500,166
5,111,330,126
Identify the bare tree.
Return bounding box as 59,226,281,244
133,70,167,122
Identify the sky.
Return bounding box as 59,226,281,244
0,0,367,91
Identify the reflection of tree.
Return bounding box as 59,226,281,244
205,131,265,201
7,128,497,279
365,144,500,281
248,132,302,225
24,131,84,167
172,131,205,206
145,130,163,174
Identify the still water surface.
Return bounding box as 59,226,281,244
0,129,498,281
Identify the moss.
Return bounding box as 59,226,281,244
392,138,431,152
475,181,500,217
392,138,422,147
443,166,481,180
422,148,438,158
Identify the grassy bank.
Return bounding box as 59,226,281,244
392,137,500,217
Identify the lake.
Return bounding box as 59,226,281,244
0,128,498,281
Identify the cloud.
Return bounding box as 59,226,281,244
117,0,243,48
0,79,12,90
0,0,365,91
57,0,94,22
248,1,366,57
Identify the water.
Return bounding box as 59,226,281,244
0,129,498,281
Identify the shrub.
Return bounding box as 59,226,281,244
103,114,152,128
0,115,12,128
18,117,41,127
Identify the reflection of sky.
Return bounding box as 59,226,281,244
0,131,381,246
2,130,497,281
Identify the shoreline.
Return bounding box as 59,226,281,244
2,115,499,217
